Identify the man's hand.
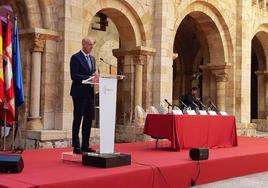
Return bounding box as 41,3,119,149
91,72,99,83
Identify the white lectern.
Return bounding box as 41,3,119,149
82,74,131,168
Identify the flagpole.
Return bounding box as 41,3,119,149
12,15,18,151
3,100,7,151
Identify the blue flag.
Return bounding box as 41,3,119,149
12,17,24,107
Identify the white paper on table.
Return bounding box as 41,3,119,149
172,109,183,115
199,110,208,115
186,110,196,115
208,111,217,115
219,111,228,115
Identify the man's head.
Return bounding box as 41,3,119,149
82,37,95,54
191,87,198,96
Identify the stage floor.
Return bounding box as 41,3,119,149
1,137,268,188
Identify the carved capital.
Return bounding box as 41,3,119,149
133,55,146,66
113,46,156,58
215,73,228,82
32,33,46,52
208,64,231,82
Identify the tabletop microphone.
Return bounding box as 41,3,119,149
211,102,218,110
209,100,218,111
164,99,172,107
179,99,188,108
199,100,206,108
192,101,199,108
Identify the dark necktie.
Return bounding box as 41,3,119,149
85,55,92,71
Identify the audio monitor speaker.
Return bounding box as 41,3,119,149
189,148,209,161
0,154,24,173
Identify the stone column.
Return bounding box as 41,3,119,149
133,55,146,107
209,64,231,112
199,65,211,105
27,34,45,130
255,71,267,119
265,72,268,118
214,74,228,111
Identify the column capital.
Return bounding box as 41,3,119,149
20,27,60,41
20,28,60,52
113,46,156,58
133,55,147,66
32,33,46,52
215,73,228,82
208,64,231,82
207,64,231,72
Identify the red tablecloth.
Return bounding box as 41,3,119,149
144,114,238,151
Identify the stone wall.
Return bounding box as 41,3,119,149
23,128,100,149
236,123,257,137
4,0,268,149
252,119,268,132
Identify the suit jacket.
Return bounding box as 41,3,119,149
182,94,202,110
70,51,96,98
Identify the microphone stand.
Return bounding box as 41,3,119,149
198,100,206,110
192,101,199,114
164,99,173,114
168,104,172,114
208,101,219,114
211,102,219,114
179,99,189,114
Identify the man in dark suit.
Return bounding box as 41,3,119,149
181,87,203,110
70,37,98,154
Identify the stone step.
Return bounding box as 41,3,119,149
256,131,268,138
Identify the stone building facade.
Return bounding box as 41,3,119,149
1,0,267,149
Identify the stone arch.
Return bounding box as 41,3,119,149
6,0,57,29
254,24,268,70
82,0,148,126
23,0,43,28
0,0,30,29
174,1,233,65
251,25,268,119
173,1,233,111
83,0,146,48
252,35,266,70
38,0,57,30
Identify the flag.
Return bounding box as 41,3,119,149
2,15,15,124
0,20,4,104
13,16,24,107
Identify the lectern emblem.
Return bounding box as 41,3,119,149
102,85,113,95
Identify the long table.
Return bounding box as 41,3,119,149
144,114,238,151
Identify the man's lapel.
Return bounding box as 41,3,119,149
78,51,90,72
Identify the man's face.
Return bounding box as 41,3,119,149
82,39,94,54
192,89,197,96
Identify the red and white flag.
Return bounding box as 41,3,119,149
2,15,15,124
0,20,4,104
